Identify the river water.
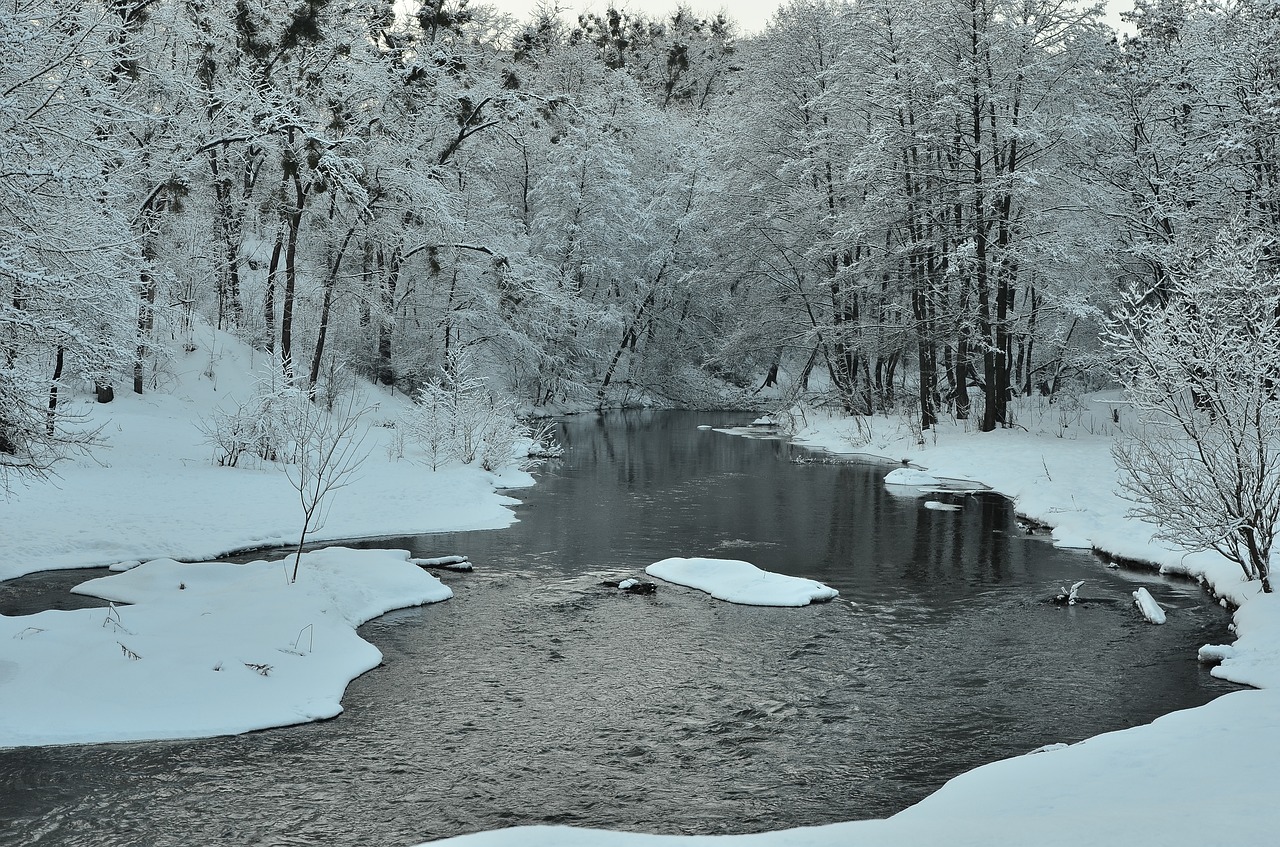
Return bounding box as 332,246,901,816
0,410,1238,846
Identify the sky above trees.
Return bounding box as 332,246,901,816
478,0,1135,35
482,1,776,33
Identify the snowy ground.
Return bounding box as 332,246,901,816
421,398,1280,847
0,321,531,748
0,547,451,747
0,322,531,583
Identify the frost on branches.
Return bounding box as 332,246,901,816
403,352,527,473
0,1,138,487
1108,227,1280,593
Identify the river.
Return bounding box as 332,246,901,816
0,410,1238,846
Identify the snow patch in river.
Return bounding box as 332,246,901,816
645,557,838,607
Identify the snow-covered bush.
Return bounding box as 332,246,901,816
200,364,304,467
403,381,455,471
477,410,522,472
402,352,530,472
526,421,564,460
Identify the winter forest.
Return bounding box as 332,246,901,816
2,0,1279,475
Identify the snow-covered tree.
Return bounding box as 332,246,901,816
0,1,140,483
1108,225,1280,594
712,0,1109,428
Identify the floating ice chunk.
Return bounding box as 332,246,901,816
1198,644,1234,664
1133,587,1167,624
884,467,942,487
618,578,638,590
924,501,962,511
646,557,838,607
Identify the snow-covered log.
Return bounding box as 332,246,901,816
411,555,474,572
1133,587,1167,624
1198,644,1234,664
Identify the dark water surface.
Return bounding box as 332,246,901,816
0,410,1238,846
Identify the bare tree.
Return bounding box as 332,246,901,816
281,387,372,583
1108,227,1280,593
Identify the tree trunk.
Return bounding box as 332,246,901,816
133,248,156,395
46,346,65,437
264,220,283,355
281,195,303,380
376,246,401,386
308,227,358,395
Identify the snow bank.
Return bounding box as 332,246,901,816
1133,587,1167,624
645,557,838,607
0,320,531,582
0,547,447,748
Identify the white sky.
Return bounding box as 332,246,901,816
475,1,1135,36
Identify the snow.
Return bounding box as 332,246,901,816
0,321,531,747
0,547,449,748
646,557,838,606
1133,586,1167,624
411,554,474,571
1199,644,1234,664
417,399,1280,847
0,320,531,583
883,467,942,486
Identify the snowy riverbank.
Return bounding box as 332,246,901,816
0,548,451,747
0,323,532,583
0,323,532,748
423,400,1280,847
5,352,1278,842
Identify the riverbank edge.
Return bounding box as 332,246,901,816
788,413,1256,612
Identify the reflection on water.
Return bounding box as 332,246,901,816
0,411,1238,846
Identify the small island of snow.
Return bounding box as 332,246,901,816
645,557,838,607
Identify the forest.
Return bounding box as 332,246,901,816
2,0,1278,478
